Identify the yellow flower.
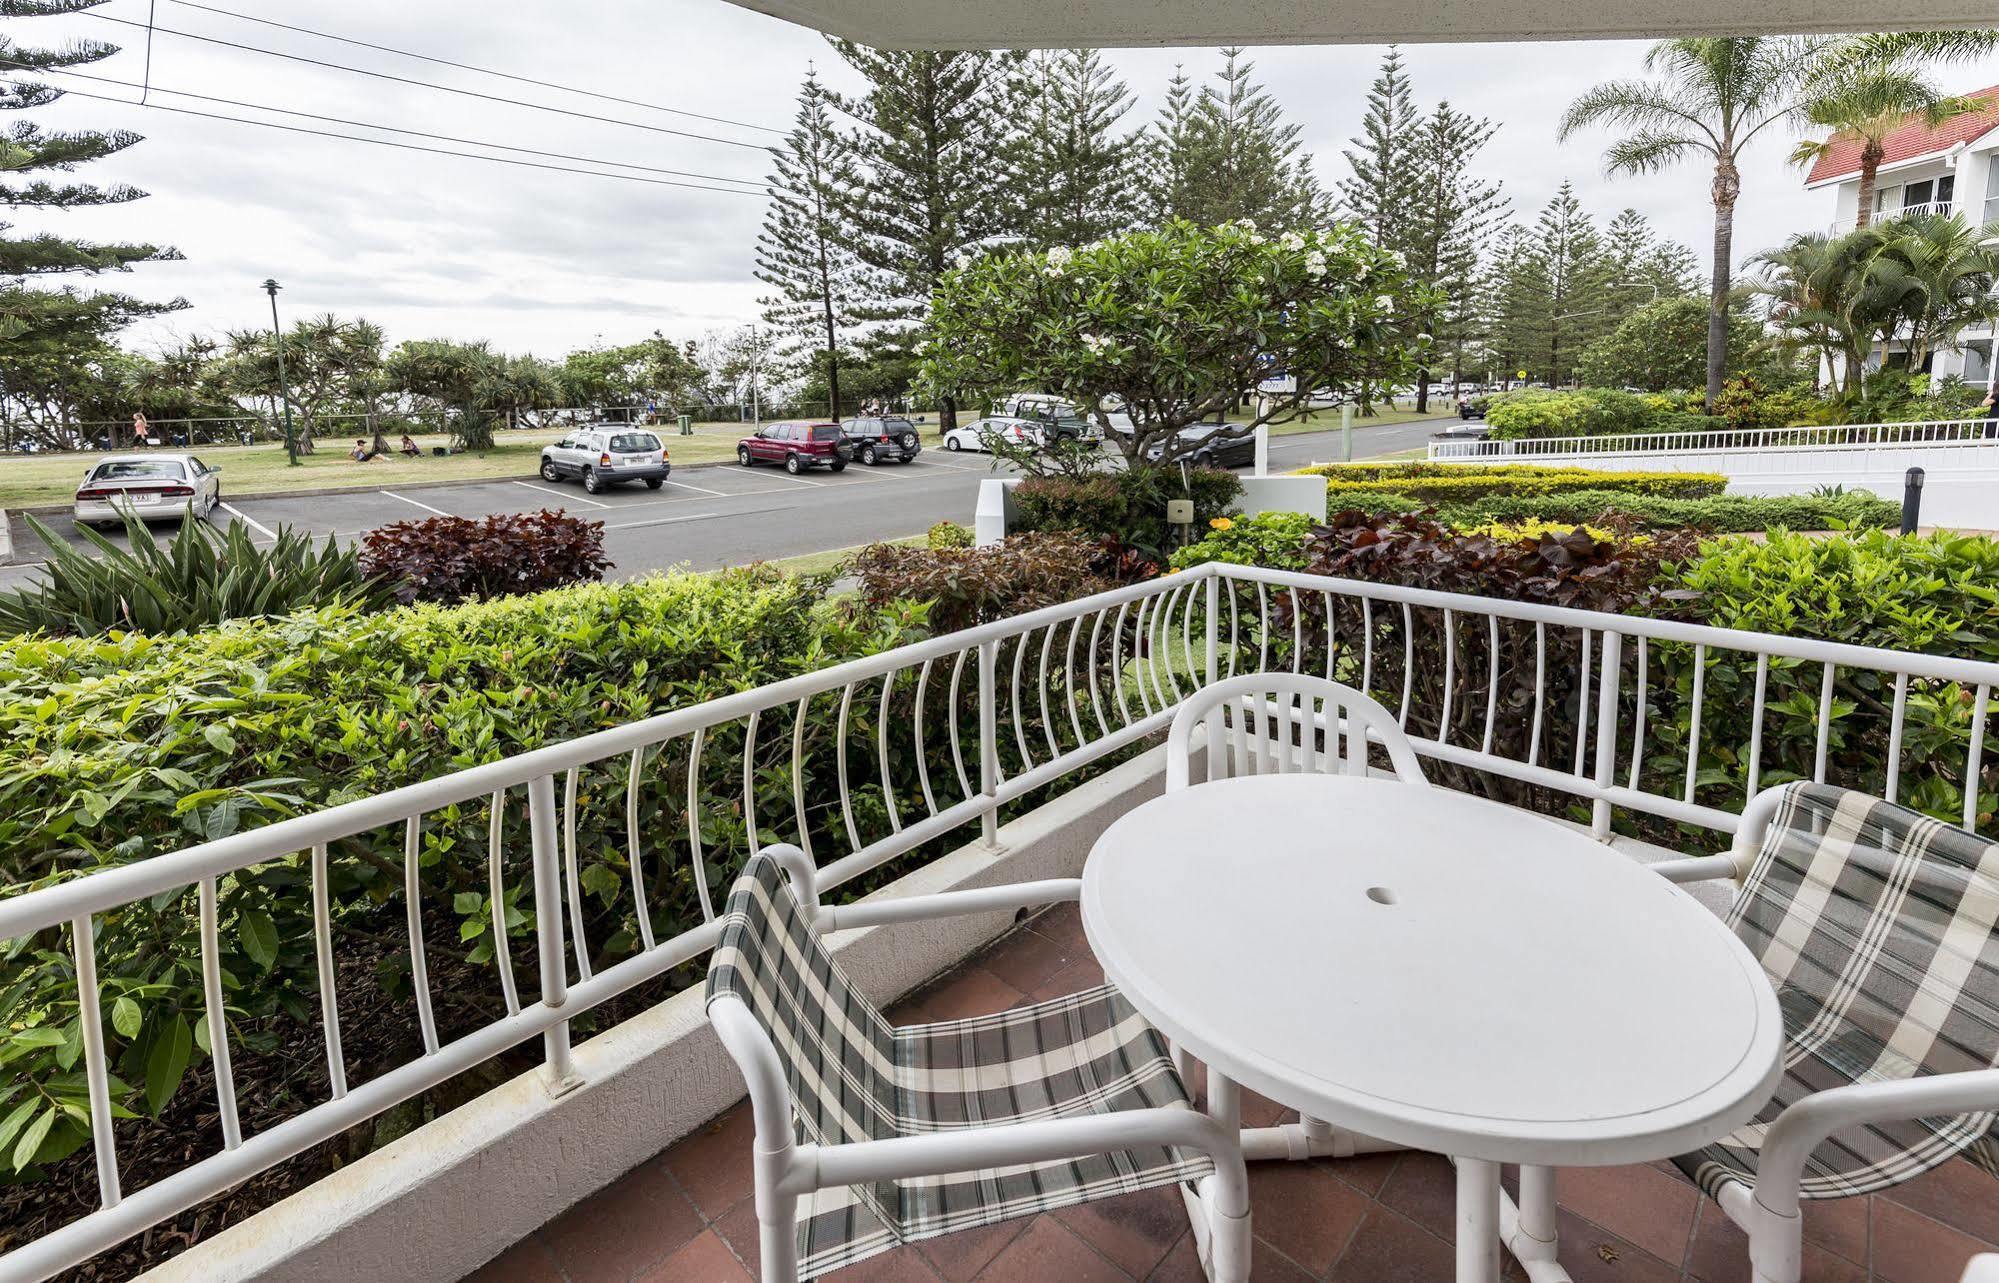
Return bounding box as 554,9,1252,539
1208,517,1234,531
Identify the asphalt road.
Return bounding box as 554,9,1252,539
0,418,1445,590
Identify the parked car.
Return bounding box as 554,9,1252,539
738,421,851,473
941,416,1040,452
1431,421,1495,450
1140,423,1257,469
840,416,923,465
74,453,221,527
1458,393,1492,420
539,426,671,494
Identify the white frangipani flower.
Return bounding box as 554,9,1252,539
1304,250,1328,278
1374,294,1395,311
1080,333,1114,354
1044,246,1074,276
1279,231,1306,252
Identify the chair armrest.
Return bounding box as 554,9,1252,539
1753,1066,1999,1221
1650,854,1744,885
798,1105,1247,1219
819,879,1081,932
1961,1254,1999,1283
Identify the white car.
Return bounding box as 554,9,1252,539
941,417,1041,452
74,453,221,527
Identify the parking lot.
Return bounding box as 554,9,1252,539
0,419,1445,590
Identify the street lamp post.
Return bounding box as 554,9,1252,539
262,278,300,467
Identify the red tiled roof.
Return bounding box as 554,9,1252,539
1804,84,1999,185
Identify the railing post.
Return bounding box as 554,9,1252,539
1592,631,1623,842
527,774,581,1094
978,639,1000,849
1204,570,1220,688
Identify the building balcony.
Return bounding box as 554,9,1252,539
2,563,1995,1283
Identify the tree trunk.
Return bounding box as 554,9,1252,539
1415,369,1431,414
1705,157,1740,414
940,394,958,435
1855,143,1883,230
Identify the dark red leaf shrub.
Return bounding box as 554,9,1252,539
359,509,613,604
847,532,1148,633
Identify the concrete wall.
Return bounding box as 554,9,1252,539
144,747,1177,1283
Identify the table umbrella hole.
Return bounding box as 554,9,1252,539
1366,886,1397,906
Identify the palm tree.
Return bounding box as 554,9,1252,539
1872,212,1999,369
1561,38,1829,412
1752,230,1873,395
1791,66,1983,229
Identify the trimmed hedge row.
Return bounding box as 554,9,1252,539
1446,489,1901,533
1298,462,1728,502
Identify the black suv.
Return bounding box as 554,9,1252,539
840,416,923,465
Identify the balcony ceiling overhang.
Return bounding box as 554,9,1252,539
718,0,1999,50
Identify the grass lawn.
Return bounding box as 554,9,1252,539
0,420,762,509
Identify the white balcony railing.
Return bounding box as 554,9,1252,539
1,561,1995,1280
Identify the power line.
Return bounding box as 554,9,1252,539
78,11,777,152
0,78,767,194
160,0,786,137
2,59,768,189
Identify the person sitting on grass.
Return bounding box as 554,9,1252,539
350,438,383,462
400,433,422,457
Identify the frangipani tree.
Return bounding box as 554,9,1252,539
919,219,1433,467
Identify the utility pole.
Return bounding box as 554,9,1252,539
262,279,300,466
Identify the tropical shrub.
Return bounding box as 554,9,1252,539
0,513,391,638
1010,466,1241,562
926,520,974,551
1711,376,1839,430
358,510,612,604
1168,512,1316,572
1300,463,1726,503
1483,387,1661,439
1574,297,1774,393
847,532,1139,633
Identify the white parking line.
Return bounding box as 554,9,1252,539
380,489,454,517
513,480,609,508
727,467,827,489
660,476,729,497
607,503,789,532
217,502,276,540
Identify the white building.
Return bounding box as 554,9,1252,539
1803,84,1999,388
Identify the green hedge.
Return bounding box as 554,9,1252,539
1300,462,1727,502
0,569,994,1180
1446,489,1900,533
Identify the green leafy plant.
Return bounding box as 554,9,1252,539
925,520,974,551
1442,488,1898,533
0,513,391,637
1168,512,1316,572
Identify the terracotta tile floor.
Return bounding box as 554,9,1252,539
465,904,1999,1283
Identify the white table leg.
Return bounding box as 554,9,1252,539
1180,1067,1249,1283
1456,1158,1501,1283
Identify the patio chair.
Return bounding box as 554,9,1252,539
1165,672,1429,791
1652,782,1999,1283
704,845,1252,1282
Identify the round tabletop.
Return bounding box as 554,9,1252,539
1082,774,1784,1166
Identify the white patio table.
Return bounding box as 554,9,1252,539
1081,773,1786,1283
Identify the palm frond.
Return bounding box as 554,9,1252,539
1603,130,1705,175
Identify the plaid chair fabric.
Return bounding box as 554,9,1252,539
1672,784,1999,1201
707,855,1213,1279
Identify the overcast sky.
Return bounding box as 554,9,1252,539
16,0,1999,360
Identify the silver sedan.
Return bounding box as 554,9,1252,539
74,453,222,527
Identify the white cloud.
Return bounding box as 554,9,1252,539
17,1,1999,357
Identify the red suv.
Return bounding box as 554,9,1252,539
738,422,852,474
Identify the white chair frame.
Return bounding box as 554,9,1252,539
1650,788,1999,1283
706,845,1254,1283
1165,672,1429,792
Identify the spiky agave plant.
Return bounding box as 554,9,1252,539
0,511,394,637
